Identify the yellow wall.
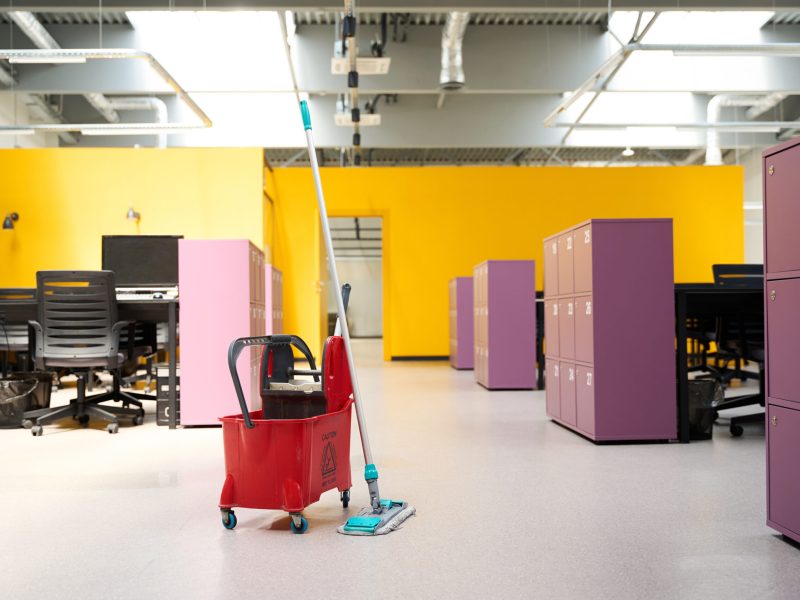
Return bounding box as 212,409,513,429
270,166,744,359
0,148,265,287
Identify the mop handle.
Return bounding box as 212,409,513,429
301,100,375,468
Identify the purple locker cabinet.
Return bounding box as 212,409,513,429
473,260,536,390
764,138,800,545
542,219,675,442
449,277,475,370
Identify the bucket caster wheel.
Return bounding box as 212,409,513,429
31,425,43,437
22,419,33,429
730,423,744,437
290,514,308,534
341,489,350,509
107,422,119,434
221,509,237,530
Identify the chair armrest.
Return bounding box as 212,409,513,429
28,320,44,369
110,321,132,367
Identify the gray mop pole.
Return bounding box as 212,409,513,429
300,101,382,512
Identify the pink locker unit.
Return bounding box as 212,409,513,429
266,265,284,334
449,277,474,370
763,138,800,545
179,240,268,426
543,219,675,442
473,260,536,390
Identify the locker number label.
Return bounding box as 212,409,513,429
554,365,559,376
553,304,558,316
568,303,574,316
584,230,591,244
585,301,592,315
551,242,557,255
566,236,573,250
568,368,575,381
586,372,593,387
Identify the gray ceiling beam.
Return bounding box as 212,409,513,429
7,22,800,96
5,1,800,11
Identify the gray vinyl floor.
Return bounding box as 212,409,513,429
2,339,799,600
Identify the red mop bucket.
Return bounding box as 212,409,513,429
218,336,353,534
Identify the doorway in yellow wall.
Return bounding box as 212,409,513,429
328,217,383,342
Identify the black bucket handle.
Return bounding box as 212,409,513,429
227,335,319,429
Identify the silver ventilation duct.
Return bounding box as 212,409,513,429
108,97,169,148
8,11,120,123
439,12,469,91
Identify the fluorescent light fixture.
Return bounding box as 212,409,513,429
8,56,87,64
622,147,635,157
331,57,391,75
80,127,187,136
0,128,35,135
334,113,381,126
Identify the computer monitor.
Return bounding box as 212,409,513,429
102,235,183,287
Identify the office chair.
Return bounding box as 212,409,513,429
0,288,36,375
22,271,145,436
710,264,765,436
119,322,158,395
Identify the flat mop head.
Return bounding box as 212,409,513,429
338,499,416,536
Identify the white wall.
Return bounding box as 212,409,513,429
329,257,383,338
741,148,764,264
0,93,58,148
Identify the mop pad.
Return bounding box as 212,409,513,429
338,500,416,536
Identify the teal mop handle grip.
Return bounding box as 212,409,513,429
300,100,312,130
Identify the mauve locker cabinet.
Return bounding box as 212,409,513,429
764,138,800,545
543,219,676,442
179,240,267,426
473,260,536,390
449,277,474,370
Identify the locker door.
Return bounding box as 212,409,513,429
546,360,560,419
574,224,593,293
574,295,594,364
765,148,800,273
559,362,577,426
576,365,595,436
767,279,800,404
768,404,800,536
544,300,559,357
557,233,574,294
544,238,559,296
558,299,575,359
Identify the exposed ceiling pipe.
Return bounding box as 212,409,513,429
8,11,120,123
745,92,787,120
706,95,765,165
25,95,78,144
107,97,168,148
439,12,469,90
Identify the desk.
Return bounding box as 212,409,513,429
674,284,763,443
0,296,180,430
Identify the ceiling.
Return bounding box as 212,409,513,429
0,3,798,164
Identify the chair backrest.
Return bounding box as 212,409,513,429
712,264,764,289
36,271,118,361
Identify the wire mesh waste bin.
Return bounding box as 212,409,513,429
688,379,724,440
0,379,38,429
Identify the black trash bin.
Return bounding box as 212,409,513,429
0,379,37,429
687,379,723,440
6,372,54,410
